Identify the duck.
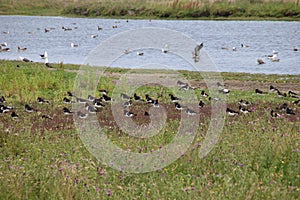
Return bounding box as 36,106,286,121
293,46,298,51
257,59,265,65
18,46,27,51
137,51,144,56
97,26,103,31
91,34,98,38
241,44,249,48
232,47,237,51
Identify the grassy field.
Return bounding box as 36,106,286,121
0,0,300,20
0,60,299,199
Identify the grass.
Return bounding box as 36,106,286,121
0,0,300,20
0,59,300,199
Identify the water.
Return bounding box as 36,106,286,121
0,15,299,74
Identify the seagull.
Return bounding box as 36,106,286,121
19,56,32,62
161,44,169,53
40,51,48,59
45,57,53,68
71,43,78,48
257,59,265,65
124,48,131,54
63,107,73,115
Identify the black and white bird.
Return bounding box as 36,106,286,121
77,111,88,119
161,44,169,53
101,94,112,102
11,111,19,120
169,94,181,103
269,85,278,92
25,104,35,113
239,106,251,114
219,88,230,94
288,91,298,96
270,109,281,118
136,52,144,56
44,57,53,68
201,90,209,97
153,99,160,108
76,97,88,103
133,93,143,101
93,99,105,108
42,114,53,120
63,107,73,115
63,97,74,104
238,99,250,107
121,93,131,100
67,91,75,97
145,94,154,103
99,89,108,95
37,97,49,104
18,46,27,51
175,102,184,110
226,108,239,116
255,89,266,94
88,95,95,102
86,103,97,114
199,100,205,108
0,96,6,103
277,90,287,98
124,110,136,117
186,108,197,115
19,56,32,62
286,107,295,115
40,51,48,59
123,100,132,108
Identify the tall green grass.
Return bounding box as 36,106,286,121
0,0,300,19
